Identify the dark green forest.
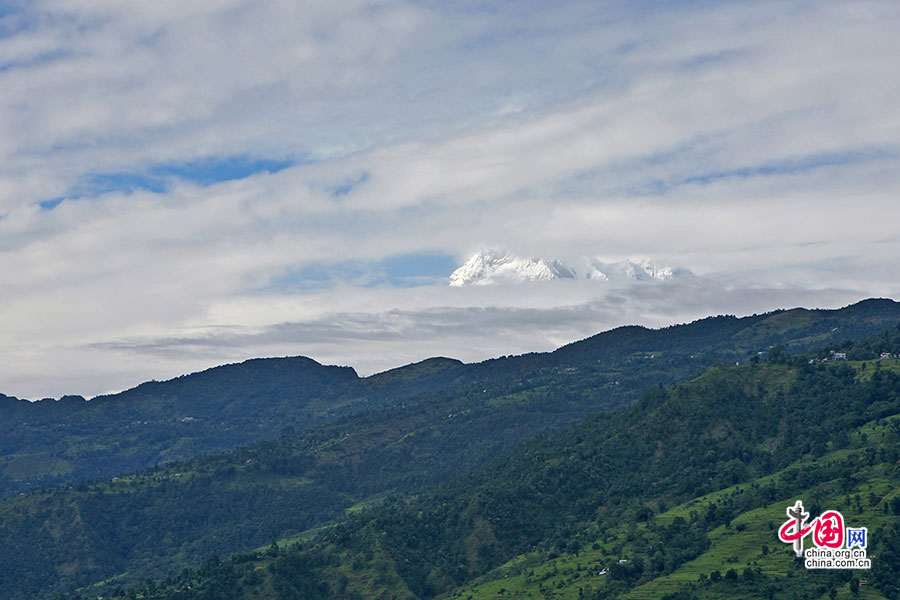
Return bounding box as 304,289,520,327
1,299,900,598
86,349,900,600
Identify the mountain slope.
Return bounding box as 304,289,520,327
451,410,900,600
317,362,892,599
93,356,900,600
0,357,366,496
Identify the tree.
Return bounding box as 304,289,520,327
768,345,787,363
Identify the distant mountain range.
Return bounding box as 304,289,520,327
449,248,690,286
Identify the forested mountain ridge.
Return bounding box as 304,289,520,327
2,298,898,500
309,360,900,600
0,357,364,497
88,353,900,600
1,301,900,598
1,322,896,598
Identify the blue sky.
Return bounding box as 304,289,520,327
1,0,899,398
264,251,458,291
39,156,298,208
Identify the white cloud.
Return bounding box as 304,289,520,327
0,0,899,398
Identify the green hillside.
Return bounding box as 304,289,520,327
3,301,900,598
0,357,363,497
76,346,900,600
449,409,900,600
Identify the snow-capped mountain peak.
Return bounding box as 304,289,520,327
449,250,689,286
449,250,575,286
584,258,681,282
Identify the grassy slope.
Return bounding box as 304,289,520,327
447,367,900,600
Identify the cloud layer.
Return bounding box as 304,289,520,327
1,1,898,398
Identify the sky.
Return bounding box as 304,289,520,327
2,0,899,399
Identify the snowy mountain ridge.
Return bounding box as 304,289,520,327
449,249,690,286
